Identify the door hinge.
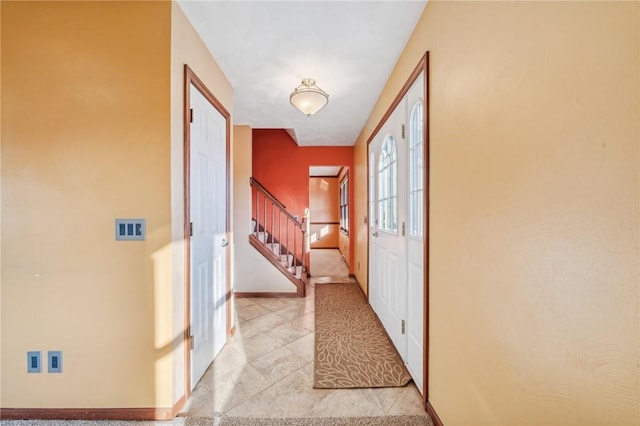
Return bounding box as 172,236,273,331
189,108,194,123
401,124,406,139
401,320,406,335
401,222,406,236
189,335,195,350
190,222,194,236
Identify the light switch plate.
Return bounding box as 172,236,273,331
115,219,146,241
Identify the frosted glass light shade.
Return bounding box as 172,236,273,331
290,78,329,116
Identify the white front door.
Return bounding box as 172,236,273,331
189,83,227,389
405,74,425,392
368,73,425,392
368,151,378,310
369,104,407,355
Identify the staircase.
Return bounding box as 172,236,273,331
249,177,307,297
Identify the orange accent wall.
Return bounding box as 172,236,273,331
252,129,354,270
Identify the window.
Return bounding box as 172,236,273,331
409,101,424,237
378,135,397,233
339,174,349,233
369,153,376,228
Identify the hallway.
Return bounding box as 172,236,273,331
178,278,429,422
180,248,430,421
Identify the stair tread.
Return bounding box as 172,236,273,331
254,231,269,243
248,216,305,294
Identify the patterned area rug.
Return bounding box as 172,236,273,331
314,283,412,389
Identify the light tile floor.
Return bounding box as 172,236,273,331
178,278,428,420
309,249,350,278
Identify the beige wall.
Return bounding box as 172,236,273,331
1,1,172,408
352,1,639,425
353,142,368,285
170,1,235,404
1,0,235,411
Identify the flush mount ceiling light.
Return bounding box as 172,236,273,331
289,78,329,117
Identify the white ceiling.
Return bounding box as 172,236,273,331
177,0,427,146
309,166,342,177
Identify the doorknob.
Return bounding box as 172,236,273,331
372,231,379,238
221,238,229,247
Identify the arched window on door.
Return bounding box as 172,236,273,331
378,135,398,233
369,152,376,228
408,101,424,237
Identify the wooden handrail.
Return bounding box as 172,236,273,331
250,177,285,209
250,176,307,283
250,177,303,227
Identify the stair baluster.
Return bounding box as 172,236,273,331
248,177,307,296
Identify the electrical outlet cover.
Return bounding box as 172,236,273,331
27,351,41,373
48,351,63,373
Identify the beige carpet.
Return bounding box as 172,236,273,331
4,417,433,426
186,416,432,425
190,416,433,426
314,283,412,389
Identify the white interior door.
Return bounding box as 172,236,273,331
190,83,227,389
369,105,407,355
405,74,425,392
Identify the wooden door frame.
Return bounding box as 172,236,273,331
183,64,232,397
366,52,429,409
